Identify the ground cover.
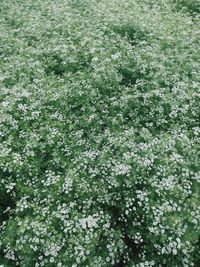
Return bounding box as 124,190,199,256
0,0,200,266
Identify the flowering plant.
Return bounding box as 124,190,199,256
0,0,199,266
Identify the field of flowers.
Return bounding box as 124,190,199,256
0,0,200,266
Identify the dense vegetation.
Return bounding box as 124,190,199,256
0,0,200,266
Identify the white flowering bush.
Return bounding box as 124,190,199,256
0,0,200,266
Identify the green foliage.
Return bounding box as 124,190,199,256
0,0,200,266
173,0,200,14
